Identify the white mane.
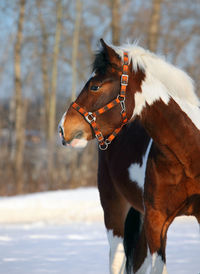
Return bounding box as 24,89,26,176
113,43,200,107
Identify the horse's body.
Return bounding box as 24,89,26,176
60,39,200,273
139,97,200,273
98,120,150,273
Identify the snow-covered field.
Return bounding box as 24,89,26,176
0,187,199,274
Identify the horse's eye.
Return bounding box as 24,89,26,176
90,85,100,91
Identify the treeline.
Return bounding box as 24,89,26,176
0,0,200,195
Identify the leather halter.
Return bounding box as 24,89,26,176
72,52,129,150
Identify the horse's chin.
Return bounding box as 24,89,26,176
69,138,88,149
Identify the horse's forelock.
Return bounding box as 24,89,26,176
92,47,110,75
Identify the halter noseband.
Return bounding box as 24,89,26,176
72,52,129,150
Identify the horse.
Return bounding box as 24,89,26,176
59,83,152,272
59,39,200,273
59,43,153,272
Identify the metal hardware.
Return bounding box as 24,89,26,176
95,132,104,142
121,74,129,86
99,142,108,150
117,95,126,113
85,112,96,123
105,139,111,145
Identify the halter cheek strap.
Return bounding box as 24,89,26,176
72,52,129,150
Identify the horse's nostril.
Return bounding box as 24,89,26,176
62,139,67,146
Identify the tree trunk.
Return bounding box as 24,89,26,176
148,0,163,52
48,0,62,189
38,4,50,139
8,96,16,160
111,0,120,45
71,0,82,102
14,0,26,194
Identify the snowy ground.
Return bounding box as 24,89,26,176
0,187,199,274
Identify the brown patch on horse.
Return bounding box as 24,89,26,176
139,97,200,262
98,119,150,235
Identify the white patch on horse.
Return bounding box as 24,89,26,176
151,252,167,274
59,111,66,130
70,138,88,148
107,230,126,274
128,139,152,191
132,72,170,117
135,247,151,274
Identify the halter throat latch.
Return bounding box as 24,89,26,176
72,51,129,150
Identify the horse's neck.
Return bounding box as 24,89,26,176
140,98,200,176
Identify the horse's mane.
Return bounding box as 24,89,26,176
113,43,200,107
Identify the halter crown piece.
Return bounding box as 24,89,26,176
72,52,129,150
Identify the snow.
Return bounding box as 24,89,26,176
0,223,108,274
0,188,103,224
0,187,199,273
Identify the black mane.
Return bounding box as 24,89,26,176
92,47,110,74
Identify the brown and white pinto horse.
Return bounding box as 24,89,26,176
59,41,152,273
59,39,200,273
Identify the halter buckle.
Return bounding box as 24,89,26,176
95,132,104,142
121,74,129,86
85,112,96,123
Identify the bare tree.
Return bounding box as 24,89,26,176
14,0,26,193
148,0,163,52
37,1,50,139
48,0,63,188
71,0,82,102
111,0,120,45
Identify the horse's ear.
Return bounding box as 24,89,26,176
100,38,108,49
100,38,121,67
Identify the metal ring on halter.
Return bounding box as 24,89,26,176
117,95,125,101
117,95,126,113
99,142,108,150
105,139,111,145
85,112,96,123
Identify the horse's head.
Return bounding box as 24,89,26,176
59,39,145,149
